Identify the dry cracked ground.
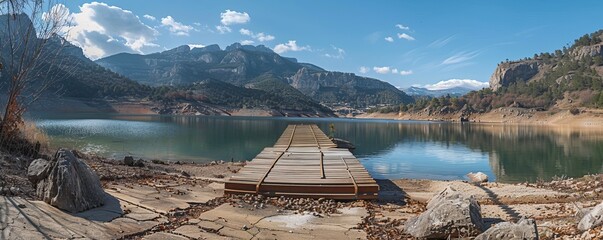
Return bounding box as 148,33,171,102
2,156,603,239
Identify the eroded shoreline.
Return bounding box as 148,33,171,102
2,152,603,239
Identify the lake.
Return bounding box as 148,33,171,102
32,114,603,183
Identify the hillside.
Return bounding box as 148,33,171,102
96,43,412,109
369,29,603,120
151,75,333,115
0,14,152,100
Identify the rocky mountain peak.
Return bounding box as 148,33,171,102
225,43,274,53
162,45,191,54
190,44,221,54
225,42,243,51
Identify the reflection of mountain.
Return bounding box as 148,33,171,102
320,122,603,182
460,125,603,182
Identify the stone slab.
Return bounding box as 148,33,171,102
143,232,189,240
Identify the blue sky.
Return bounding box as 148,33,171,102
58,1,603,89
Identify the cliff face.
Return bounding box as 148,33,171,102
571,43,603,60
289,67,413,106
489,61,543,91
289,67,320,96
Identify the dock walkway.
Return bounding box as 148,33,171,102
225,124,378,199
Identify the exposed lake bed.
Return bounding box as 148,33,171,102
3,153,602,239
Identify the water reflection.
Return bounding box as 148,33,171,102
33,114,603,183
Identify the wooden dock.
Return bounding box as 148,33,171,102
224,124,379,200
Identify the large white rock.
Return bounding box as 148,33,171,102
467,172,489,183
579,201,603,232
28,149,105,213
475,218,539,240
405,186,485,238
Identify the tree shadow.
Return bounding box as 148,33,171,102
1,193,123,239
474,183,522,223
376,179,407,206
4,196,53,240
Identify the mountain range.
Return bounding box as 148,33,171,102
402,86,474,97
95,43,412,109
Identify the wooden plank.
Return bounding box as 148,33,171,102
224,124,379,200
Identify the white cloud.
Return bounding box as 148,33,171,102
215,25,231,34
65,2,160,59
399,70,413,75
428,36,454,48
239,28,275,42
397,33,415,41
423,79,489,90
384,36,394,42
161,16,195,36
220,9,250,25
442,51,480,65
395,24,410,30
274,40,310,54
143,14,155,21
372,66,411,75
188,44,205,49
239,28,252,35
324,45,345,59
373,66,391,74
256,32,275,42
240,40,255,45
359,66,369,74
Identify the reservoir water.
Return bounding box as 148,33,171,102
33,114,603,183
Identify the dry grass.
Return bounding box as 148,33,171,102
20,121,50,153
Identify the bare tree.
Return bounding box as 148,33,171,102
0,0,70,153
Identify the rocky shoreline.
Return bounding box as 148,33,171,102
2,151,603,239
357,106,603,128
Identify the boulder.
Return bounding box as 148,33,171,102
124,156,145,167
124,156,134,166
467,172,489,183
426,186,467,209
405,186,485,238
133,159,145,167
475,218,539,240
578,201,603,232
27,148,105,213
27,158,50,184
